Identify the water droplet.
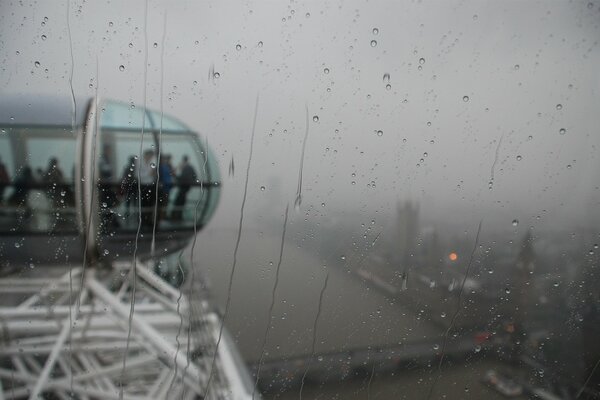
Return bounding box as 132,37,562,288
14,243,20,248
313,115,319,122
556,103,562,110
29,263,35,269
383,72,390,83
385,84,391,90
260,186,265,191
213,72,220,79
376,130,383,137
228,157,235,177
514,64,520,70
433,344,440,350
41,35,47,41
505,288,511,294
516,155,522,161
236,44,242,51
258,41,263,47
440,312,446,318
108,21,114,27
512,219,519,226
34,61,40,68
462,95,469,102
340,255,346,260
559,128,566,135
474,345,481,353
372,27,379,35
150,162,156,169
370,40,377,47
427,121,432,126
324,67,330,74
153,42,158,48
305,12,310,18
419,57,425,65
119,65,125,71
103,249,110,255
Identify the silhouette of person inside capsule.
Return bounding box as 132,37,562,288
9,166,33,212
139,149,157,228
158,154,174,220
43,157,65,209
99,145,119,231
171,155,197,221
120,155,138,220
0,157,9,205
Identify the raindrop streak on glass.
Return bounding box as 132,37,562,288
426,219,483,400
367,363,376,400
228,155,235,177
295,105,311,210
371,231,382,247
182,136,210,400
208,62,215,83
120,1,149,397
299,272,329,400
252,205,290,400
167,253,186,394
79,57,101,312
204,95,260,399
489,134,504,189
65,0,77,392
151,13,167,259
577,358,600,398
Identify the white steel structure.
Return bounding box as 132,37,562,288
0,261,254,399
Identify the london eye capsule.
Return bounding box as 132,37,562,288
0,95,220,266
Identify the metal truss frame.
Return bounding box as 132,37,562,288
0,261,252,400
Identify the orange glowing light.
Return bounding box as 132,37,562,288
449,252,458,261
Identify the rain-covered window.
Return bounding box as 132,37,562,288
1,1,599,399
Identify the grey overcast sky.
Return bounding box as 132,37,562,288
2,0,599,232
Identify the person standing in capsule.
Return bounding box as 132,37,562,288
139,149,157,228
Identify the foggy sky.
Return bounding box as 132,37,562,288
1,0,599,235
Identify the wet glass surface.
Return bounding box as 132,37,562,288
1,1,599,399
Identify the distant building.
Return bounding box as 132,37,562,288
396,200,419,268
513,231,536,333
